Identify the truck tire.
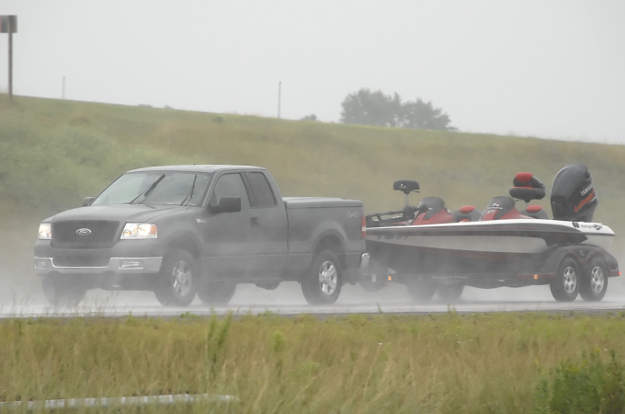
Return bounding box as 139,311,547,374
437,283,464,302
406,280,436,302
550,257,579,302
359,260,388,292
579,257,608,302
301,250,342,305
198,281,237,306
154,249,197,307
41,276,87,307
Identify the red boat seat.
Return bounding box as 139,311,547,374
480,196,530,221
412,197,456,225
451,205,481,222
509,172,546,202
520,204,549,219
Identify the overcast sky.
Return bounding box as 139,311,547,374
1,1,624,143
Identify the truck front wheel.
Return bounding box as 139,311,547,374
301,250,342,305
154,249,197,307
198,281,237,306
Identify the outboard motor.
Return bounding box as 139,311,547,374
551,163,597,222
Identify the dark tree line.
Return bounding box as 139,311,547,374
340,89,456,131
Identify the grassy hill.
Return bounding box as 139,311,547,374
1,95,624,289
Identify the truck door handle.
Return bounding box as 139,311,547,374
250,217,259,227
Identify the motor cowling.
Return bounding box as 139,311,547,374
550,163,597,222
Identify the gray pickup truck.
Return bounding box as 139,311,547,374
34,165,369,307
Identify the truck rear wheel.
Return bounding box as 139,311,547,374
155,249,197,307
301,250,342,305
198,281,237,306
550,257,580,302
579,257,608,302
406,280,436,302
41,276,87,307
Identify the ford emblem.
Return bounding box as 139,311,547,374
76,228,92,236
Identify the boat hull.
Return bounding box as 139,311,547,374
366,219,615,283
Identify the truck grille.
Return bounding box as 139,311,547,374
53,253,110,268
52,221,120,247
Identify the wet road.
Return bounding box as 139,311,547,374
2,280,625,319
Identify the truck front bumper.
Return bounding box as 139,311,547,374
34,256,163,275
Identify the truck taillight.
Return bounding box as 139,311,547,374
361,217,366,239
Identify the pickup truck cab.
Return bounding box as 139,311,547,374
34,165,369,307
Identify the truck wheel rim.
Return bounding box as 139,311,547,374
171,260,192,296
590,266,605,293
563,266,577,293
318,260,337,295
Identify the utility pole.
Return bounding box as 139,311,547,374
277,81,281,119
0,16,17,102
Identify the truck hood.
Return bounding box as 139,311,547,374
46,204,191,223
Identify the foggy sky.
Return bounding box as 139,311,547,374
1,1,624,143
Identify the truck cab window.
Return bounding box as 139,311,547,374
248,172,277,207
211,173,251,208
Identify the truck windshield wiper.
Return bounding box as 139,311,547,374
129,174,166,204
180,175,197,206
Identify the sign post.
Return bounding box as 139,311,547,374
0,16,17,102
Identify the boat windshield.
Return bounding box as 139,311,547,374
91,172,212,206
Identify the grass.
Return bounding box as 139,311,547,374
2,312,625,413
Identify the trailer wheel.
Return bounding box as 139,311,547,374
41,276,87,307
550,257,580,302
301,250,342,305
198,281,237,306
406,280,436,302
154,249,197,307
437,283,464,302
359,260,388,292
579,258,608,302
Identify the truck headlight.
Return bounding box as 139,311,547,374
121,223,157,239
38,223,52,240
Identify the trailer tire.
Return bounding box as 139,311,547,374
359,260,388,292
198,281,237,306
437,283,464,302
41,276,87,307
579,257,608,302
550,257,580,302
154,249,197,307
407,280,436,302
301,250,342,305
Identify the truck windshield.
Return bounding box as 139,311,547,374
91,172,212,206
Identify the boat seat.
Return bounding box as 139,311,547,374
412,197,455,225
452,205,481,222
509,172,546,203
480,196,529,221
521,205,549,219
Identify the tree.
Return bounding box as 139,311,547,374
340,89,455,131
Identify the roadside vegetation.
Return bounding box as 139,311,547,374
2,95,625,290
2,312,625,413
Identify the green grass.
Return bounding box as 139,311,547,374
2,312,625,413
2,94,625,289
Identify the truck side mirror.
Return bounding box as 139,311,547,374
83,197,94,206
210,197,241,213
